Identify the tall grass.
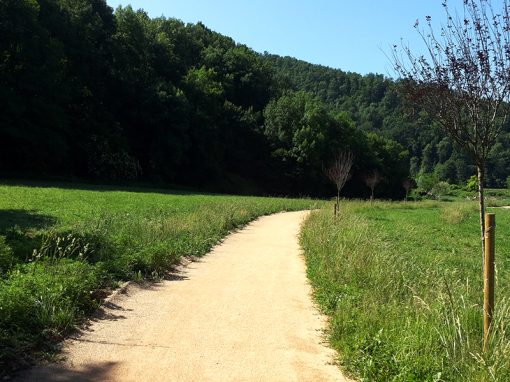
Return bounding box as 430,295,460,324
301,201,510,381
0,181,319,374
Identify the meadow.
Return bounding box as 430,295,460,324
301,198,510,382
4,180,510,381
0,181,319,374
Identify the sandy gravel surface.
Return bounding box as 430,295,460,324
21,210,349,382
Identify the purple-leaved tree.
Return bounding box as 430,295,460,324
392,0,510,261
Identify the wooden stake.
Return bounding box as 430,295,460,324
483,213,495,352
334,203,337,218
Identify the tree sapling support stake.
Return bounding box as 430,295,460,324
483,213,495,352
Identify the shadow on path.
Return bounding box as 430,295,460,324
18,361,118,382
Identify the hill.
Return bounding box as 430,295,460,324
2,0,509,195
262,54,510,188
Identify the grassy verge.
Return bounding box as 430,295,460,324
301,200,510,381
0,181,319,374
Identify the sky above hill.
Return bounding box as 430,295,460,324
105,0,504,76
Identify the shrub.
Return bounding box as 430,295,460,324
430,181,451,199
416,172,439,194
465,175,478,192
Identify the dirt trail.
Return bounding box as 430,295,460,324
22,211,349,382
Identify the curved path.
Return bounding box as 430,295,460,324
22,211,349,382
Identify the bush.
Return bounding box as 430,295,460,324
430,181,451,199
416,172,438,194
465,175,478,192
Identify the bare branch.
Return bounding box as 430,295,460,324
402,178,414,201
363,170,384,200
325,151,354,208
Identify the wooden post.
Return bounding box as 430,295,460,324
334,203,337,218
483,213,495,352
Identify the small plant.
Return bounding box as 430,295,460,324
440,202,477,225
33,233,93,263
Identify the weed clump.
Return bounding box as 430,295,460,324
440,202,478,225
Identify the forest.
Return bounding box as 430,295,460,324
2,0,509,197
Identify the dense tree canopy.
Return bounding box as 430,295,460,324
262,54,510,189
3,1,505,197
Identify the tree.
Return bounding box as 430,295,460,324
402,178,414,201
325,151,353,215
392,0,510,259
363,170,383,201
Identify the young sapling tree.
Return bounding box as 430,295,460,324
402,178,414,202
325,151,353,216
363,170,383,201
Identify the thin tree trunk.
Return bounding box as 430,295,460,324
336,187,340,213
370,188,374,201
477,164,486,268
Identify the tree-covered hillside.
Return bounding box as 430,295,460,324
263,54,510,188
2,0,508,197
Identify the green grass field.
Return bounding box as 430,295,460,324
301,200,510,381
0,181,319,374
4,180,510,380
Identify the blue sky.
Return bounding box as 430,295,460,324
105,1,496,76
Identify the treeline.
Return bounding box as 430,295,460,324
263,54,510,188
8,0,498,198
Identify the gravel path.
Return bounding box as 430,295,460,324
21,210,349,382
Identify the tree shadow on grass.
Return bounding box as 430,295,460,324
0,209,57,263
0,209,56,234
